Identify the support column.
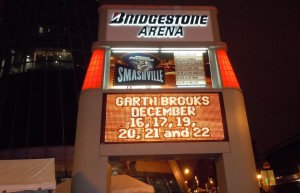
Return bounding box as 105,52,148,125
218,89,260,193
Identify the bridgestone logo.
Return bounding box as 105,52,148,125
109,12,209,38
110,13,209,26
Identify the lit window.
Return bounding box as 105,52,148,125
38,27,44,34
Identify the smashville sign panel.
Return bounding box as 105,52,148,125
102,93,227,143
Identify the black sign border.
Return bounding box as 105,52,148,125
100,92,229,144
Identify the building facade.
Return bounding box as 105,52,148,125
0,0,98,177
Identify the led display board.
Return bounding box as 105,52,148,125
109,51,212,89
102,93,227,143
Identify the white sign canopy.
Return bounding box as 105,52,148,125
111,175,154,193
0,158,56,193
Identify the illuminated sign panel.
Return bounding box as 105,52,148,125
114,53,165,86
109,51,212,89
174,51,207,86
106,9,213,41
102,93,227,143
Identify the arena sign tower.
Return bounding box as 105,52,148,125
71,5,259,193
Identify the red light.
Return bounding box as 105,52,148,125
82,49,105,91
216,50,240,89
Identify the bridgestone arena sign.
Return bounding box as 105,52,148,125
102,93,227,143
110,13,208,38
106,9,214,41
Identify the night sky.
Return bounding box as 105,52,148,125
213,1,299,154
100,0,300,154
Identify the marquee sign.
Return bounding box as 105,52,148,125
106,9,214,41
102,93,227,143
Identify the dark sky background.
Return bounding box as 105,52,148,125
100,0,300,154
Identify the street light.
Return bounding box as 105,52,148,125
184,168,190,175
257,174,262,189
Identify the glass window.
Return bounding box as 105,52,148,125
9,62,22,74
109,158,218,193
0,59,5,77
33,49,73,70
25,62,34,72
38,26,44,34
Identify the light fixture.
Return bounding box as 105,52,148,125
111,47,159,53
111,47,208,53
184,168,190,175
161,47,207,51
